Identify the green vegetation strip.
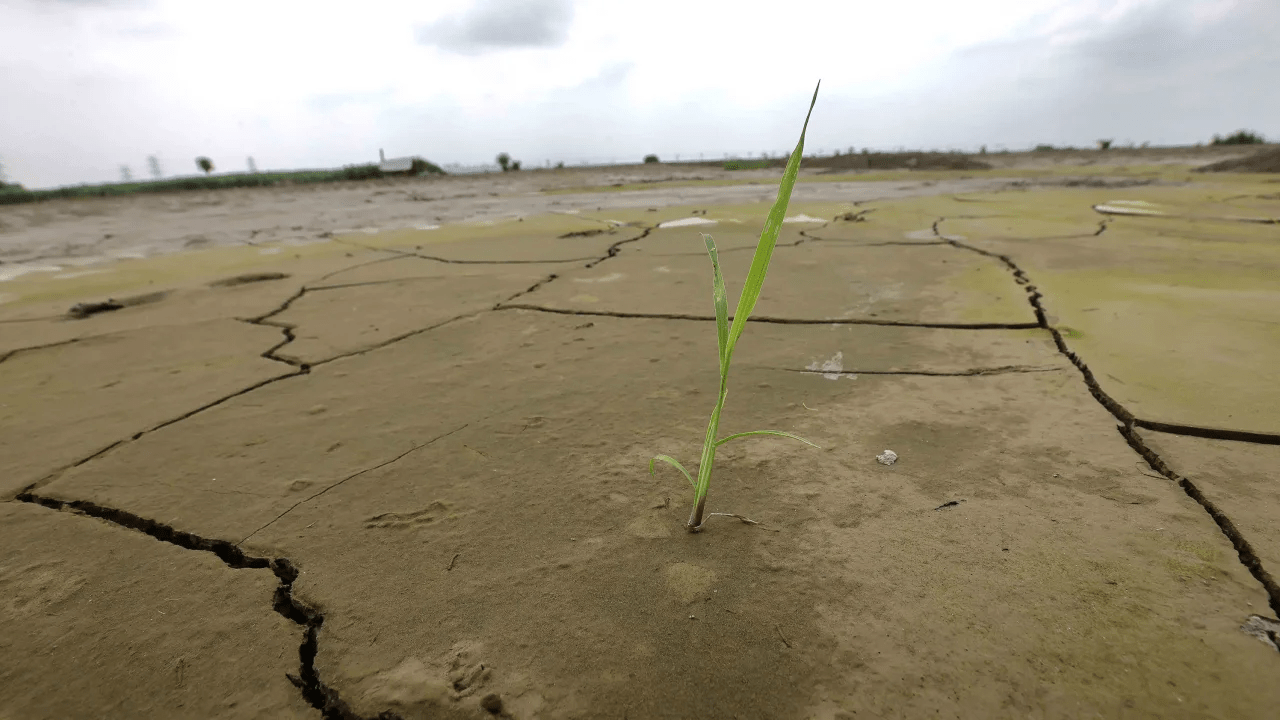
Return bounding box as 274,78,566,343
0,161,445,205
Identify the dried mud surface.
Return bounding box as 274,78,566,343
2,156,1278,719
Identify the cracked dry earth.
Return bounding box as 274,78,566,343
2,172,1279,719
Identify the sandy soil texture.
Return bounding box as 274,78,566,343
2,153,1278,719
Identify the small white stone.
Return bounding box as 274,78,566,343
876,450,898,466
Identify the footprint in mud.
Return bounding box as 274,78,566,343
448,648,492,698
363,500,452,530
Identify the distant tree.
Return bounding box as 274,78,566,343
555,161,564,169
1212,130,1265,145
979,145,988,154
511,160,521,171
196,156,214,174
147,155,163,179
119,165,133,182
1034,144,1056,152
496,152,511,171
643,154,660,164
1097,139,1113,150
247,156,258,173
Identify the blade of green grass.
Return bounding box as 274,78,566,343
650,454,695,489
703,233,729,372
714,430,820,449
723,81,820,361
685,81,820,531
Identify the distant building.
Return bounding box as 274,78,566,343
378,148,415,174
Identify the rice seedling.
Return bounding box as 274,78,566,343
650,82,821,533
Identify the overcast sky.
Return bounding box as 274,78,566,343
1,0,1275,188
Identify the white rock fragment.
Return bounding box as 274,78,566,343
876,449,898,466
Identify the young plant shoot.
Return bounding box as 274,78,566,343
650,82,821,532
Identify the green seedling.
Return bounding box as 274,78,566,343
650,82,821,533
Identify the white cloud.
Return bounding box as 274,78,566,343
417,0,575,54
0,0,1274,187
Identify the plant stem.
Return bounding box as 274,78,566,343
688,372,730,531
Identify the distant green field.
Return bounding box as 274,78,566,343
0,161,445,205
723,159,773,170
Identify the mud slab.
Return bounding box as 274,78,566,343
2,160,1278,718
0,502,310,719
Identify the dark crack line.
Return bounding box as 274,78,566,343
249,285,309,325
583,226,653,268
398,250,599,265
335,234,641,267
501,272,560,304
306,311,487,368
634,236,810,258
305,277,458,292
0,336,86,366
299,272,561,366
932,220,1048,326
10,369,310,500
933,216,1280,622
238,423,470,546
1131,419,1280,447
770,364,1065,377
14,287,319,496
494,303,1040,329
312,254,407,284
13,493,397,720
799,237,949,248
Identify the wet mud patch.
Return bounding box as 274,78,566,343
947,216,1280,434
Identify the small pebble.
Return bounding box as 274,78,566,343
876,449,898,466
